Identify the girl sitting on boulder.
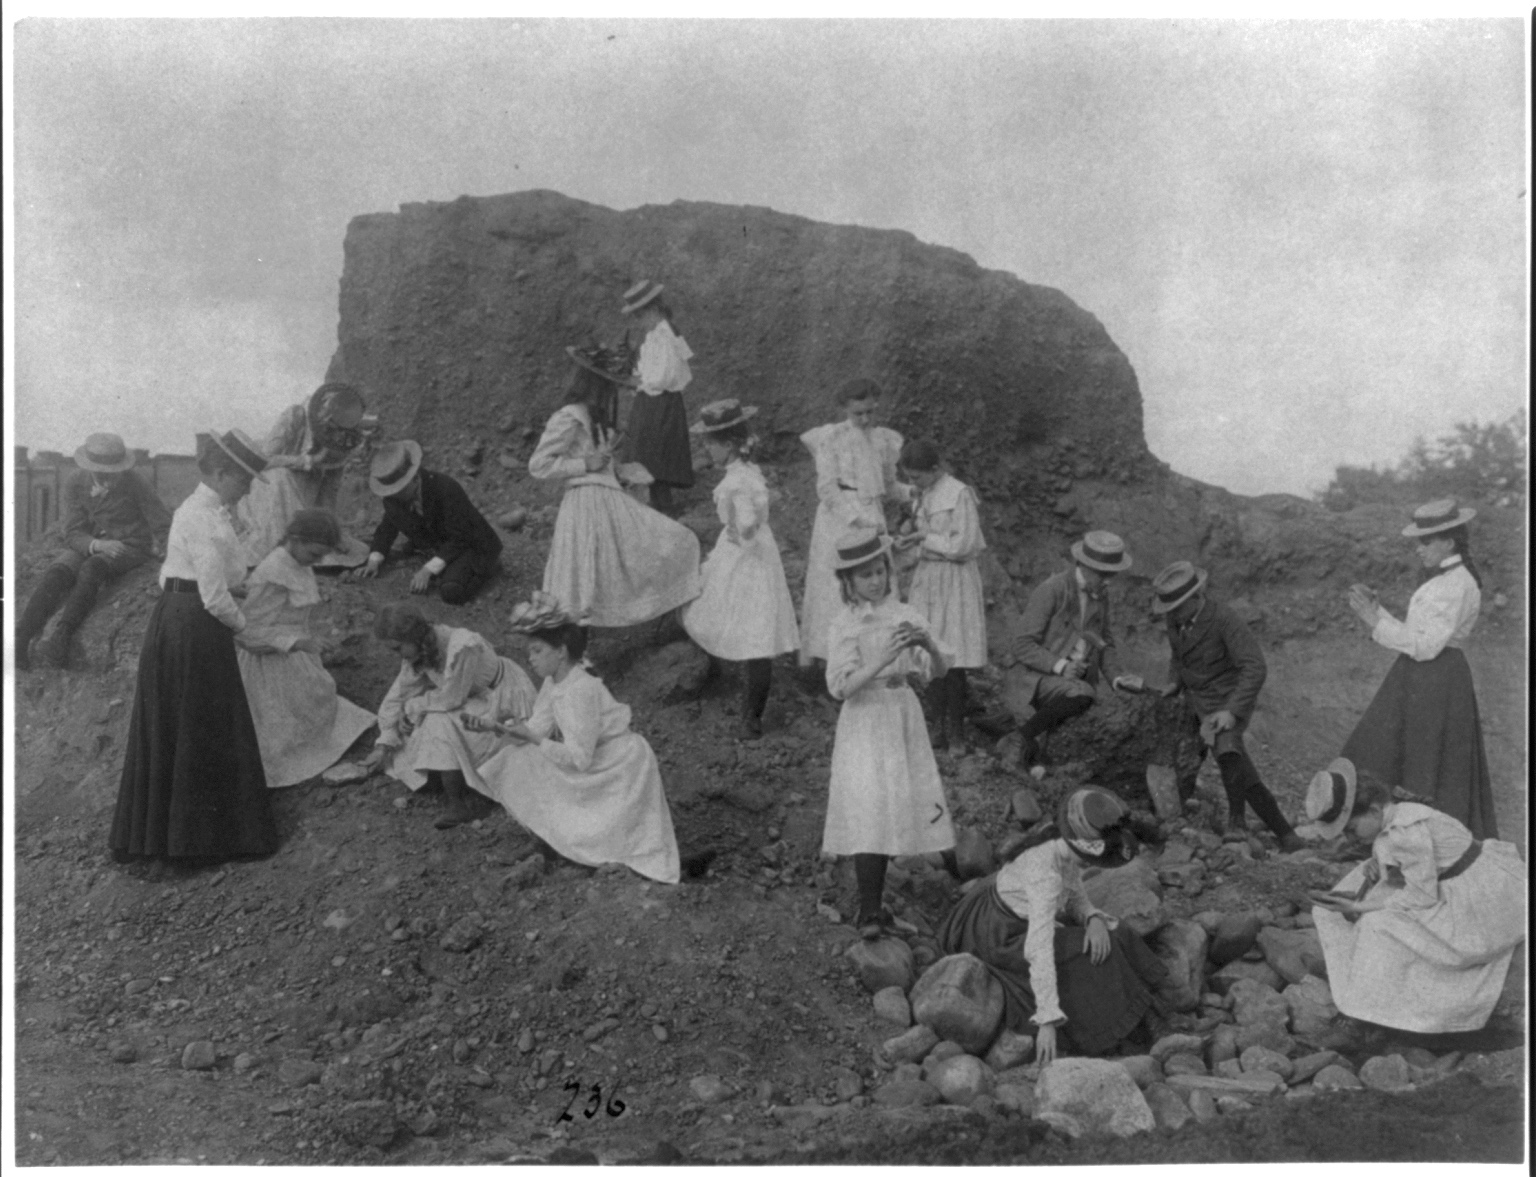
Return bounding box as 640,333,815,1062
458,592,681,884
935,786,1171,1063
1306,759,1526,1034
822,525,957,939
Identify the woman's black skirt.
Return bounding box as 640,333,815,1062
1341,646,1498,839
626,391,695,488
936,877,1167,1056
109,590,277,862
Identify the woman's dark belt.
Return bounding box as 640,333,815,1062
164,577,200,593
1437,840,1482,882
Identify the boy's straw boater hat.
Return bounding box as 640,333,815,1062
1401,498,1477,538
621,279,666,315
369,440,424,497
1296,757,1358,841
208,429,269,480
74,432,136,473
1071,530,1133,574
1150,560,1210,614
308,382,366,429
831,525,894,572
565,344,633,386
690,399,758,435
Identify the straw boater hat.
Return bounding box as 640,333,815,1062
621,279,665,315
308,382,366,429
832,525,894,572
690,399,758,435
565,344,633,386
369,440,424,497
1401,498,1476,538
74,432,135,474
1295,757,1358,841
209,429,269,480
1071,530,1132,573
1150,560,1210,615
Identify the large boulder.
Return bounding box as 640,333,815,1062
926,1055,997,1106
881,1024,939,1065
909,954,1005,1056
846,938,916,994
1148,920,1208,1012
1256,927,1327,986
1082,856,1166,937
1143,1082,1195,1132
1207,913,1263,967
1035,1058,1156,1138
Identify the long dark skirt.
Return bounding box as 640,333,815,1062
1341,647,1498,839
936,878,1167,1056
627,391,695,488
109,591,277,861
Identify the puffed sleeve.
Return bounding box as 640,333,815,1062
824,610,866,701
1373,577,1468,662
997,844,1071,1027
920,485,984,561
1372,817,1442,910
529,409,592,482
635,327,693,395
536,676,606,772
375,663,418,747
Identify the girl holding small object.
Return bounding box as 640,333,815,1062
458,592,681,884
895,440,988,753
1340,499,1498,838
799,378,908,669
363,602,536,829
681,399,800,739
620,280,695,516
1304,759,1525,1033
530,345,701,628
822,526,957,938
235,509,376,788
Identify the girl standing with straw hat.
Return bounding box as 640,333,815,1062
681,399,800,739
621,280,695,517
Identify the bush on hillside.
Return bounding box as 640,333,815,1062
1318,409,1527,512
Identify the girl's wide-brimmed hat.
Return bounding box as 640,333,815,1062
1057,785,1137,865
621,279,666,315
1401,498,1476,538
1296,757,1358,841
369,440,424,497
1071,530,1133,573
689,398,759,435
308,382,366,429
285,508,343,549
74,432,136,473
209,429,269,481
566,344,633,386
508,590,577,634
831,525,894,572
1150,559,1210,614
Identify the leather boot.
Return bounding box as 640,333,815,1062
434,771,475,829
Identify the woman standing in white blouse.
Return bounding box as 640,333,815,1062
110,430,280,865
1342,499,1497,839
621,280,695,517
935,786,1170,1062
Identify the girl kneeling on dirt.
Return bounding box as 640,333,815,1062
822,526,958,939
457,592,682,884
936,786,1172,1063
362,602,536,829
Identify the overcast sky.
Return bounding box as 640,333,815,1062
7,17,1527,498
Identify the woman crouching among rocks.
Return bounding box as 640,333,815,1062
935,786,1171,1063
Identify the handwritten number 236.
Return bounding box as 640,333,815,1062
558,1079,626,1123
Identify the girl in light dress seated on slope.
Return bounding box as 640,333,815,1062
681,399,800,739
458,592,681,884
821,525,958,938
235,509,376,788
893,440,989,755
1304,759,1525,1035
361,601,537,829
529,344,700,628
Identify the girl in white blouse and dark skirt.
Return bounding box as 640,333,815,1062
620,280,695,517
110,431,279,865
1342,499,1498,839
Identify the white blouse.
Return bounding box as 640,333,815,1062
1368,803,1477,912
714,460,770,541
528,404,623,491
915,474,986,562
160,482,248,631
825,598,950,701
801,420,907,527
523,667,634,772
635,321,693,397
1372,558,1480,662
375,626,504,747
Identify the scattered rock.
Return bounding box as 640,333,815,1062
1256,926,1327,985
909,954,1005,1055
873,985,913,1027
829,1065,864,1101
1209,959,1284,994
1455,1048,1525,1087
1288,1050,1346,1083
1227,979,1291,1026
278,1059,323,1088
582,1018,620,1043
882,1024,940,1065
1162,1052,1208,1077
1149,1033,1205,1064
634,642,713,705
497,506,528,530
1186,1087,1219,1123
922,1040,968,1071
124,978,154,996
1234,1020,1294,1056
109,1042,138,1064
689,1074,732,1105
982,1028,1034,1072
1157,861,1207,890
1143,1082,1194,1132
181,1041,217,1071
1207,1024,1240,1065
1312,1064,1363,1091
505,855,545,890
439,914,484,953
517,1028,536,1053
1239,1046,1294,1082
1214,1058,1246,1079
1036,1057,1157,1138
846,939,916,994
1208,912,1263,966
927,1054,996,1105
1115,1055,1163,1089
1082,858,1165,937
892,1063,923,1084
336,1099,400,1149
994,1080,1036,1117
1165,1071,1286,1100
232,1052,258,1073
1359,1054,1413,1092
1149,919,1209,1012
873,1079,942,1108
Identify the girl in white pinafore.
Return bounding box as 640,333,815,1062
459,593,680,884
681,400,799,739
236,509,376,788
823,527,957,937
896,440,988,753
799,377,907,666
530,345,701,627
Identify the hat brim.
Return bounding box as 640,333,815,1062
209,434,268,482
1303,756,1357,841
369,440,424,497
1151,568,1209,614
621,285,665,315
1071,541,1133,574
565,346,633,386
689,407,758,434
831,533,894,571
74,448,135,473
309,384,366,429
1401,508,1476,537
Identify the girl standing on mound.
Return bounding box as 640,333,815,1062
681,399,800,739
822,526,956,938
620,279,695,517
895,440,988,753
530,344,701,627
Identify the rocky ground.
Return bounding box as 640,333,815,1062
9,451,1527,1165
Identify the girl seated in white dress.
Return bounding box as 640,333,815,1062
459,592,681,883
362,601,536,829
236,509,377,788
528,344,700,628
1306,758,1526,1034
681,399,800,739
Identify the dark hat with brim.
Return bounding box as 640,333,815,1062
369,439,424,497
565,344,633,386
1150,560,1209,614
308,382,366,429
75,432,135,473
1071,530,1132,573
1401,498,1476,538
621,279,665,315
209,429,268,481
285,508,343,549
690,399,759,435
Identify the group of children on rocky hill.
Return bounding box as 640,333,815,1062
16,277,1523,1057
